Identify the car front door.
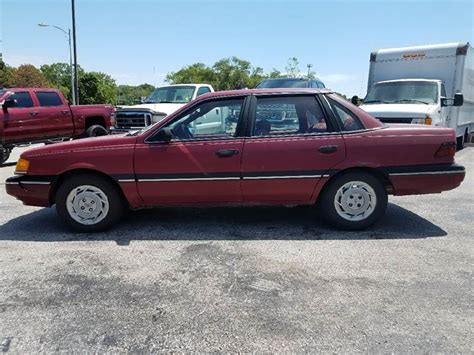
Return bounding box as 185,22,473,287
241,94,346,203
2,91,43,144
134,96,247,205
34,91,73,139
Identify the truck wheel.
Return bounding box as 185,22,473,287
56,174,125,232
86,125,108,137
456,135,464,151
318,172,387,230
1,146,11,165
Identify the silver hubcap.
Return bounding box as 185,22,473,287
66,185,109,225
334,181,377,221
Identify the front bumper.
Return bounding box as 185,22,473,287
5,175,53,207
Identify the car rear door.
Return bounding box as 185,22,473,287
134,96,247,205
34,91,73,139
241,94,346,203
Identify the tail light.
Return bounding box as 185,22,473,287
435,142,456,158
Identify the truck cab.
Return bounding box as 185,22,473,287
360,78,463,126
113,84,214,131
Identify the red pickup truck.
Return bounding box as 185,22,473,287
0,88,114,164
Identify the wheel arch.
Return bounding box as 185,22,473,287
49,168,128,207
85,116,106,129
317,166,394,202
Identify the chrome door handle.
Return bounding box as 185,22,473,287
215,149,240,157
319,145,338,154
30,111,39,116
61,110,69,114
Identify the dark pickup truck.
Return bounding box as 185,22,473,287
1,88,114,163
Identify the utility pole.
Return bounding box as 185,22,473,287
307,64,313,78
71,0,79,104
38,24,76,105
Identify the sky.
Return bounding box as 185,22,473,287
1,0,473,96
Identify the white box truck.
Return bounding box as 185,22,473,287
357,42,473,149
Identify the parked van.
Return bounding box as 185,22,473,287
356,42,473,149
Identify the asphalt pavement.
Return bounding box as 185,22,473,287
0,145,472,352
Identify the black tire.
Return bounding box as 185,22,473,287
55,174,125,232
86,125,108,137
456,135,464,151
1,146,11,165
318,171,388,230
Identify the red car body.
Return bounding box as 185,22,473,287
1,88,114,162
5,89,465,230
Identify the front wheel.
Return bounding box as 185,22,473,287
318,172,387,230
56,174,125,232
0,146,11,165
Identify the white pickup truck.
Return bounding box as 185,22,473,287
113,84,214,131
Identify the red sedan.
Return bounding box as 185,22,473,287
5,89,465,232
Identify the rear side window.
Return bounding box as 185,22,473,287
328,98,364,131
252,96,329,136
36,92,63,107
9,92,34,108
196,87,211,97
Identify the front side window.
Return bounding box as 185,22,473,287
144,86,196,104
441,84,446,98
36,92,63,107
168,98,244,141
252,96,328,136
9,92,34,108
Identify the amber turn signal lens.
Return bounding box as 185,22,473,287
424,116,432,125
15,158,30,174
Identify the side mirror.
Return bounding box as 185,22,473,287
154,127,173,143
2,98,17,112
453,93,464,107
351,95,359,106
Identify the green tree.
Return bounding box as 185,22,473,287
117,83,155,105
166,63,215,86
40,63,84,101
0,59,13,87
78,71,117,104
9,64,49,87
285,57,300,78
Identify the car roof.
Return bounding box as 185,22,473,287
198,88,332,99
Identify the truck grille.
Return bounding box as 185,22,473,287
115,112,152,129
376,117,413,124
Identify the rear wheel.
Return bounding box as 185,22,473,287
56,174,125,232
318,172,387,230
86,125,108,137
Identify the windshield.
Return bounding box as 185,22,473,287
144,86,195,104
364,81,438,105
256,79,309,88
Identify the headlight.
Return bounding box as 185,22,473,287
411,116,432,125
15,158,30,174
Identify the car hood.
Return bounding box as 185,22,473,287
359,103,437,118
118,103,186,115
21,134,137,158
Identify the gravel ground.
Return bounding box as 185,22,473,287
0,146,473,352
